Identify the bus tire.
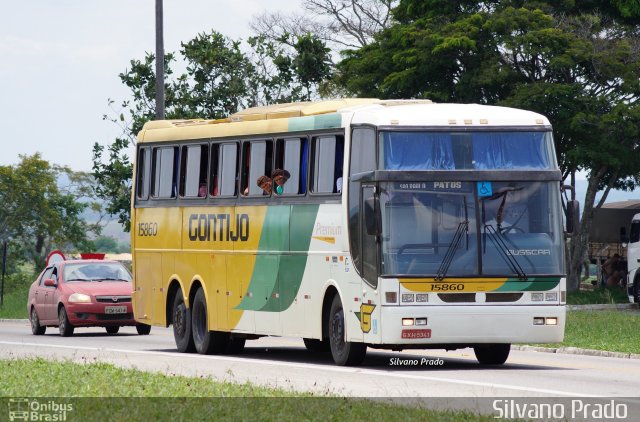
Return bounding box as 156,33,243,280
172,289,195,353
192,288,214,354
474,344,510,365
328,295,366,366
303,338,330,353
634,280,640,304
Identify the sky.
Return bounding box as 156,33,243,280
0,0,300,172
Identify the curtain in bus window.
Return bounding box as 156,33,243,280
472,132,550,169
382,132,454,170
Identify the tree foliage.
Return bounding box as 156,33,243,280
337,0,640,290
93,30,333,230
0,154,96,273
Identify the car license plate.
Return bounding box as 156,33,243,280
401,329,431,339
105,306,127,314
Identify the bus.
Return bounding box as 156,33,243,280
131,98,570,366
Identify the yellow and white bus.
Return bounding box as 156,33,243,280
131,98,568,366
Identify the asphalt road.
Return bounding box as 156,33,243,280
1,320,639,413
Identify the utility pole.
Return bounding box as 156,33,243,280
155,0,165,120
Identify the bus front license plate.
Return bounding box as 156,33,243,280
105,306,127,314
401,329,431,339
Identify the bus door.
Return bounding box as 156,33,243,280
358,185,379,342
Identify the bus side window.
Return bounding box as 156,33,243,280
243,140,273,196
151,146,178,199
275,137,306,195
217,143,238,196
310,135,343,194
179,144,209,198
135,147,151,200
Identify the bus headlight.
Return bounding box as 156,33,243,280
401,293,415,303
545,292,558,302
416,294,429,302
531,293,543,302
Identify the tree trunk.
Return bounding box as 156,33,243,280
567,169,605,291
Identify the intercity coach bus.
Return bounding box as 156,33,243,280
131,98,570,366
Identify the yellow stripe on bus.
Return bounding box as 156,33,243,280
400,278,508,293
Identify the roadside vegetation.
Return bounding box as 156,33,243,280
567,287,630,304
0,358,492,421
538,310,640,355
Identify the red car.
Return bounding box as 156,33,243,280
27,259,151,336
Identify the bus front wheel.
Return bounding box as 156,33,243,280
328,295,366,366
172,289,195,353
473,344,511,365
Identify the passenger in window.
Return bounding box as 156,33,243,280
256,175,272,195
198,183,207,197
271,169,290,195
336,177,343,193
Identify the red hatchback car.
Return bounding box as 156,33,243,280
27,259,151,336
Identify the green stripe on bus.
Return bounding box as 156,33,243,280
236,204,319,312
495,277,560,292
288,114,342,132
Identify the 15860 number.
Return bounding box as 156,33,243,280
430,283,465,291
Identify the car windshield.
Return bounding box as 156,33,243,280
63,262,132,282
379,181,563,277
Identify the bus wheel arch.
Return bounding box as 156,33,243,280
321,286,339,340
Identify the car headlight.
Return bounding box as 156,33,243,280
68,293,92,303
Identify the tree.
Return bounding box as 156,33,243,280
337,1,640,290
93,30,333,230
250,0,398,50
0,154,96,272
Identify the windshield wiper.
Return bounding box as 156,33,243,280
100,278,130,282
435,220,469,281
66,278,90,282
484,224,527,280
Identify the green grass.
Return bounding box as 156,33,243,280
567,287,629,305
538,310,640,354
0,358,492,422
0,283,28,319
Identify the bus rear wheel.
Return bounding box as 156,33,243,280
328,295,366,366
191,288,229,355
172,289,195,353
473,344,511,365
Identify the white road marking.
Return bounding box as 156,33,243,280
0,340,600,397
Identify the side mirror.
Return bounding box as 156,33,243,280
565,200,580,235
44,278,56,287
364,196,381,236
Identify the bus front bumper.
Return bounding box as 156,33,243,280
375,305,565,345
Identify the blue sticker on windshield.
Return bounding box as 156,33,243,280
477,181,493,197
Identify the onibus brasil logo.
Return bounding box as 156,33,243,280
8,398,73,421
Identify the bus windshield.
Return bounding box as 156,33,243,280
379,181,563,277
379,131,555,170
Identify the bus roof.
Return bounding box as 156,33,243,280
137,98,550,143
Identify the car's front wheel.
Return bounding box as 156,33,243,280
136,323,151,335
30,307,46,335
105,326,119,335
58,307,74,337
